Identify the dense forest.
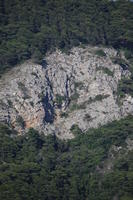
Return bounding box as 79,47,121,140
0,0,133,73
0,116,133,200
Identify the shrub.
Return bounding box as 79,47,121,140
94,94,109,102
96,67,114,77
7,100,13,108
69,102,86,112
117,78,133,98
30,101,34,107
16,116,25,128
84,114,92,121
95,49,106,57
70,124,82,135
70,92,79,101
74,82,84,90
103,68,114,76
112,57,129,70
18,82,30,99
55,94,65,106
60,112,69,118
124,50,133,60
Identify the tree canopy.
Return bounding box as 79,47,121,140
0,116,133,200
0,0,133,73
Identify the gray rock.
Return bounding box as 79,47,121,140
0,46,133,139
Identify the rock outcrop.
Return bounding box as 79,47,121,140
0,45,133,139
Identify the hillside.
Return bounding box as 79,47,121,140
0,0,133,73
0,0,133,200
0,45,133,139
0,116,133,200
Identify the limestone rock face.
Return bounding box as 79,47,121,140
0,45,133,139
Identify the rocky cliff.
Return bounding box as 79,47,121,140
0,45,133,139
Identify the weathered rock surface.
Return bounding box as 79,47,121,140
0,45,133,139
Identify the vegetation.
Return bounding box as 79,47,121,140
124,49,133,60
69,94,109,112
60,112,69,118
0,0,133,199
97,67,114,77
55,94,65,107
70,92,80,101
0,0,133,74
69,102,86,112
95,49,106,57
74,82,84,90
89,94,109,103
112,57,129,70
70,124,82,136
0,116,133,200
16,115,25,128
84,113,92,121
117,77,133,99
18,82,30,99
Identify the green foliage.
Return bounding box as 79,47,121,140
0,0,133,74
74,82,84,90
55,94,65,107
124,50,133,60
69,94,109,112
69,102,86,112
94,94,109,102
117,77,133,98
95,49,106,57
103,68,114,77
70,124,82,136
0,116,133,199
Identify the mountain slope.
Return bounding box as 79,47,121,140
0,116,133,200
0,45,133,139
